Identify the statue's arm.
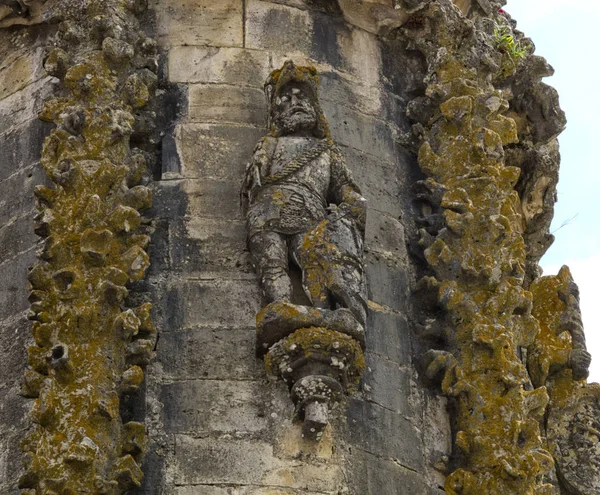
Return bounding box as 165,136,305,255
241,137,275,211
329,145,367,232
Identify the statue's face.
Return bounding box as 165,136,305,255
273,82,317,135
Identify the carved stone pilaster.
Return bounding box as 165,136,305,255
17,0,157,492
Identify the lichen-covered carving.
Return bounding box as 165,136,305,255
19,0,156,492
404,2,556,493
0,0,54,28
242,61,367,440
529,266,600,494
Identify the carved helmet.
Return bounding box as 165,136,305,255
264,60,330,138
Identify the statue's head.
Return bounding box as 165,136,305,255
264,60,330,138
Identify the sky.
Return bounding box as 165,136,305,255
504,0,600,381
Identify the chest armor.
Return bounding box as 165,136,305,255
267,137,331,200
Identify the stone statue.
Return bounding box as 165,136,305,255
242,60,367,325
242,61,367,440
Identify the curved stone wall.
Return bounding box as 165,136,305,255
142,0,448,493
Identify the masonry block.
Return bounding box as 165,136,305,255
188,84,266,127
162,280,261,331
0,119,52,179
246,0,313,54
162,380,269,435
169,46,270,87
347,398,425,472
0,46,45,102
323,102,396,163
365,210,407,259
158,327,259,381
174,124,264,180
366,253,410,314
366,306,412,366
184,179,244,220
341,146,404,219
363,352,413,416
347,448,445,495
0,163,48,228
0,214,39,262
154,0,243,48
170,217,253,274
0,77,56,136
173,436,344,491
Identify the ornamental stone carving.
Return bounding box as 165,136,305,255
529,266,600,495
242,60,367,440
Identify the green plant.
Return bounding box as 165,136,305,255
494,24,529,71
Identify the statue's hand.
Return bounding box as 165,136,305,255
570,348,592,381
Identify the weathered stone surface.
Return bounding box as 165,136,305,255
0,77,56,135
162,280,261,331
323,102,396,162
365,210,408,259
154,0,243,48
366,255,410,314
0,119,52,179
347,448,445,495
173,435,344,491
246,0,313,54
0,46,45,101
169,217,253,274
347,398,425,472
188,84,266,126
0,215,39,262
365,304,412,365
0,249,36,321
174,124,264,180
319,69,385,118
158,328,259,381
343,147,405,219
184,179,245,220
161,380,269,434
363,352,413,415
0,163,49,227
169,46,270,87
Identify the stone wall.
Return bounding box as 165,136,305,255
0,24,55,494
140,0,448,493
1,0,588,494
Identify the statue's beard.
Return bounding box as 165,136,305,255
275,106,317,135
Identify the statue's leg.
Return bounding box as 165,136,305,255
249,230,293,303
290,232,329,309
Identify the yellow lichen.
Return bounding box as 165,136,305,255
413,7,554,493
19,1,156,492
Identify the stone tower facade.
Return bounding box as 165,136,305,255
0,1,597,494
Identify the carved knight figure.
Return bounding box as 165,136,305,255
242,60,367,325
242,61,368,440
